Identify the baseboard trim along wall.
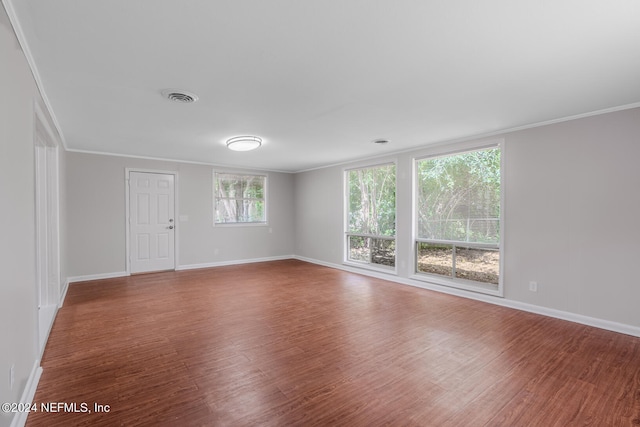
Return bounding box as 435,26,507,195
59,279,70,308
38,305,57,359
293,255,640,338
66,256,296,283
176,255,294,271
9,361,43,427
67,271,129,284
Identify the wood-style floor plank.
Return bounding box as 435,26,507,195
26,259,640,426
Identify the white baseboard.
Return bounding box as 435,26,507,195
10,361,43,427
176,255,294,271
501,300,640,338
66,256,296,283
59,278,70,307
294,256,640,338
38,304,57,359
67,271,129,284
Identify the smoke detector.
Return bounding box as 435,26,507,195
161,89,199,103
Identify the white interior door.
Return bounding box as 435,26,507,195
129,172,175,273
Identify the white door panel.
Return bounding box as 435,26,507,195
130,172,175,273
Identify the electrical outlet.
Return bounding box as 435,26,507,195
529,281,538,292
10,364,14,389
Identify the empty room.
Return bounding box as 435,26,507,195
1,1,640,426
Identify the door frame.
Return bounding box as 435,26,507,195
125,168,179,274
34,102,61,355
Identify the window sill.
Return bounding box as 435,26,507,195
213,222,268,228
410,272,502,297
344,261,398,276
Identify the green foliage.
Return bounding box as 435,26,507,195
348,164,396,236
417,148,500,243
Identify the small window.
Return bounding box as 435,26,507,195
415,146,501,289
214,172,266,224
345,163,396,269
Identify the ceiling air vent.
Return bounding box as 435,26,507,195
161,89,199,103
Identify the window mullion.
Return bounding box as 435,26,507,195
452,245,456,278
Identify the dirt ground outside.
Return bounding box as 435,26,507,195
417,246,499,284
350,242,499,285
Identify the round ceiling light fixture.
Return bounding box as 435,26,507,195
226,136,263,152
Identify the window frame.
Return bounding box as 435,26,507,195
213,171,268,227
411,142,504,296
343,161,397,274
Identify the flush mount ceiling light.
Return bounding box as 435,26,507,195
161,89,199,103
226,136,263,152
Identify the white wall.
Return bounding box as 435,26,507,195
65,152,295,277
502,109,640,327
294,107,640,330
0,3,61,425
293,167,344,263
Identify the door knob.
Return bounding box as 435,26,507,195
168,225,174,229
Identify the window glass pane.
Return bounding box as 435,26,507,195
348,236,369,263
371,238,395,267
417,148,500,244
216,174,246,199
246,200,264,222
454,247,499,285
348,164,396,236
215,198,239,223
246,178,264,199
417,242,453,277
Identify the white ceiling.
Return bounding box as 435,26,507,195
8,0,640,172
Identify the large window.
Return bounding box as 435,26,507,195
214,172,266,224
415,146,501,289
345,163,396,269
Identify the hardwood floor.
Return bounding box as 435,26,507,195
27,259,640,426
